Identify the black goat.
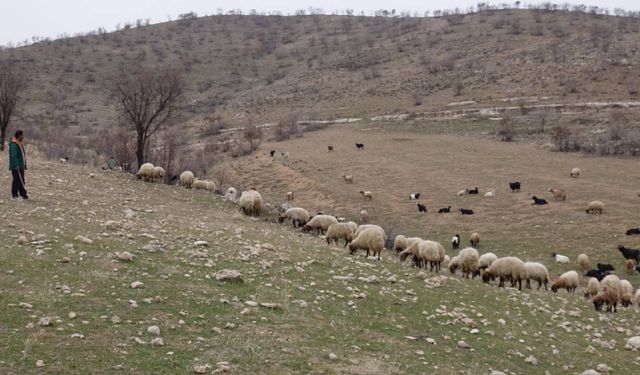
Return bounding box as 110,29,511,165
636,265,640,273
417,203,427,213
597,263,615,272
585,269,610,281
531,196,548,205
467,187,479,195
460,208,474,215
355,143,365,150
409,193,421,200
452,234,460,250
509,181,521,192
617,245,640,263
438,206,451,213
625,227,640,236
269,150,276,157
328,146,333,151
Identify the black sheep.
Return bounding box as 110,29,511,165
459,208,474,215
617,245,640,263
355,143,364,150
597,263,615,272
417,203,427,213
467,187,479,195
328,146,333,151
531,196,548,205
585,269,610,281
509,181,521,192
269,150,276,157
438,206,451,213
625,228,640,236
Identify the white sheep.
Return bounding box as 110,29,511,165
193,179,215,192
586,200,604,214
442,254,451,268
302,215,339,235
548,188,566,201
478,252,497,270
278,207,310,228
576,253,589,272
584,277,600,299
348,227,385,260
325,223,356,247
151,166,165,182
484,190,495,197
523,262,550,290
469,232,480,248
137,163,155,182
593,274,622,313
238,189,263,216
551,270,579,293
286,191,294,201
342,174,354,184
620,279,634,307
179,171,195,189
345,221,358,233
448,255,460,274
225,187,238,202
399,240,445,272
457,247,480,278
359,190,373,201
355,224,387,240
482,257,527,290
552,253,569,264
570,167,581,177
359,210,368,223
457,189,468,196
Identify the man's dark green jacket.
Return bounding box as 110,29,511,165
8,141,26,171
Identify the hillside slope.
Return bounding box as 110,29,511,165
2,10,640,159
0,155,639,374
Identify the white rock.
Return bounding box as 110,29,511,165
151,337,165,346
596,364,611,373
625,336,640,351
130,281,144,289
147,325,160,336
36,360,45,368
68,312,77,319
213,269,243,282
194,240,209,247
18,302,33,309
328,353,338,360
74,235,93,244
193,364,210,373
581,370,600,375
458,340,471,349
524,355,538,365
115,251,134,261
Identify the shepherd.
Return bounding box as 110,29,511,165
8,129,28,200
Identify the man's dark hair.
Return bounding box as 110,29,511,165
14,129,23,138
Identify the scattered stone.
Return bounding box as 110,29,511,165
68,312,77,319
38,317,53,327
194,240,209,247
18,302,33,309
213,269,243,283
596,364,611,373
525,355,538,365
259,303,281,309
74,235,93,244
16,235,28,244
147,326,160,336
115,251,134,262
151,337,165,346
581,370,600,375
625,336,640,351
458,340,471,349
193,364,210,374
35,360,45,368
130,281,144,289
328,353,338,360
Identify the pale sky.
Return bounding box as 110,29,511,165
1,0,638,46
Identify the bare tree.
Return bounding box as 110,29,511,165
0,62,24,151
243,123,263,152
116,68,184,168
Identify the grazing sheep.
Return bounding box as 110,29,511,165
625,227,640,236
151,166,165,182
597,263,615,272
586,200,604,214
552,253,570,264
348,228,385,260
179,171,195,189
137,163,155,182
584,277,600,298
484,191,495,197
355,224,387,240
551,270,579,293
442,254,451,268
328,146,333,151
193,179,215,191
467,187,479,195
459,208,474,215
457,189,468,196
59,157,69,164
417,203,427,213
281,151,289,159
469,232,480,248
302,215,339,235
278,207,310,228
438,206,451,213
531,196,548,205
400,240,445,272
393,235,421,253
342,174,354,184
359,210,368,223
482,257,527,290
593,274,622,313
409,193,421,200
620,279,634,307
524,262,550,290
448,255,461,274
570,167,581,177
617,245,640,263
286,191,294,201
355,143,365,150
452,234,460,250
345,221,358,232
548,188,566,201
325,223,356,247
457,247,480,278
359,190,373,201
576,253,590,272
509,181,521,192
473,252,498,278
238,189,263,216
626,259,635,274
269,150,276,157
225,187,238,202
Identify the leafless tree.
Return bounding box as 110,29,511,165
115,68,184,168
243,123,263,152
0,62,24,151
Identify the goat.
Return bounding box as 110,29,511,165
625,228,640,236
509,181,521,192
409,193,421,200
328,146,333,151
269,150,276,157
585,269,610,281
531,196,548,205
597,263,615,272
417,203,427,213
452,234,460,250
618,245,640,263
467,187,479,195
438,206,451,213
459,208,474,215
355,143,364,150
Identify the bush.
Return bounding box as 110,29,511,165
551,125,572,151
498,115,515,142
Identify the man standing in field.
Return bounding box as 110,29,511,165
8,129,28,200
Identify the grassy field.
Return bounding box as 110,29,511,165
1,127,639,374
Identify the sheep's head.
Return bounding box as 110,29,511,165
481,271,492,283
399,252,409,262
551,284,559,293
592,295,606,311
277,216,285,223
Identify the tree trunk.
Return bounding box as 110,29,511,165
136,134,145,169
0,129,5,151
